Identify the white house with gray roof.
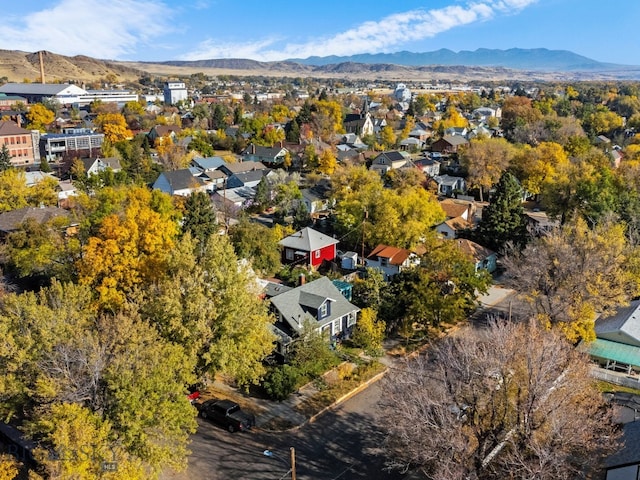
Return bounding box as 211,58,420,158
269,276,360,356
582,300,640,374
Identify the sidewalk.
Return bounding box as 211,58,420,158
201,287,513,432
202,340,403,432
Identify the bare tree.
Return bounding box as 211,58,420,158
378,320,619,479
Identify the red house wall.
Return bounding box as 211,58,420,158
311,244,336,268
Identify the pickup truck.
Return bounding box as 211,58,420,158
198,399,256,432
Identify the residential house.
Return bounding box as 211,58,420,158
369,150,411,174
225,169,271,189
279,227,339,268
443,127,468,137
269,276,360,355
436,199,475,238
413,157,441,177
81,157,121,176
0,206,74,237
431,135,469,154
604,420,640,480
190,156,226,172
433,174,467,196
241,144,289,166
0,120,40,167
366,244,421,281
301,188,330,215
583,300,640,374
399,137,423,151
152,169,207,196
454,239,497,273
218,160,267,178
147,124,183,146
525,210,560,236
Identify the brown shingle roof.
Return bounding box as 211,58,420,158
367,244,411,265
0,120,30,136
0,206,70,233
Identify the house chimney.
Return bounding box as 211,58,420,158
39,51,46,84
251,144,256,154
298,273,306,286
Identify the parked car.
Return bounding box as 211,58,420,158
198,399,255,432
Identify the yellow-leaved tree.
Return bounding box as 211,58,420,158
26,103,54,132
95,112,132,143
77,187,178,310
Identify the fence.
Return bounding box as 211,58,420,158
590,367,640,390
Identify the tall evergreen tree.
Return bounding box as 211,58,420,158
476,171,528,253
0,144,12,171
181,192,217,249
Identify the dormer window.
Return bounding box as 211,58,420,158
319,303,328,318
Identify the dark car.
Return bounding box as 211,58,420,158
198,399,255,432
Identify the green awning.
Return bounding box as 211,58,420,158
582,338,640,368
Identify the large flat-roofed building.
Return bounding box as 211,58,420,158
0,83,138,107
41,131,104,162
0,121,40,167
164,82,188,105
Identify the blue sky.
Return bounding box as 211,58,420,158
0,0,638,65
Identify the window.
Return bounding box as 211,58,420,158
333,320,341,334
314,250,320,259
380,257,388,267
286,249,294,260
319,303,328,318
347,312,356,327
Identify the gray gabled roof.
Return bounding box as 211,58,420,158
596,300,640,347
0,206,71,233
269,276,359,334
279,227,339,252
191,156,226,171
161,169,205,191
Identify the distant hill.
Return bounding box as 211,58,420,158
0,49,144,83
289,48,632,72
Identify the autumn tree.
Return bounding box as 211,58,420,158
317,149,337,175
510,141,569,198
331,165,444,250
460,136,515,202
3,216,80,281
502,217,640,342
26,103,54,132
351,307,385,355
0,281,196,478
77,187,178,310
229,216,282,276
475,172,528,253
379,320,619,479
138,234,275,386
381,238,491,334
501,95,543,140
95,112,133,143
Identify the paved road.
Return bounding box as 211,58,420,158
161,382,405,480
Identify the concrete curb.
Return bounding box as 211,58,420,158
275,366,390,433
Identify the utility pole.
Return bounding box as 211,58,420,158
290,447,296,480
361,208,368,266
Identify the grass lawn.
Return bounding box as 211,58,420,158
596,380,640,396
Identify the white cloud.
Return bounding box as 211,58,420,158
0,0,172,59
185,0,538,61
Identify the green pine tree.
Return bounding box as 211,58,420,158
0,144,13,171
476,171,528,253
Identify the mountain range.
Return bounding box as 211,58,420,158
288,48,630,71
1,48,640,84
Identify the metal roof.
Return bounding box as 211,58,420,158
584,338,640,368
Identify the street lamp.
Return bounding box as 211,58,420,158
263,447,296,480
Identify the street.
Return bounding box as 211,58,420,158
160,382,405,480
